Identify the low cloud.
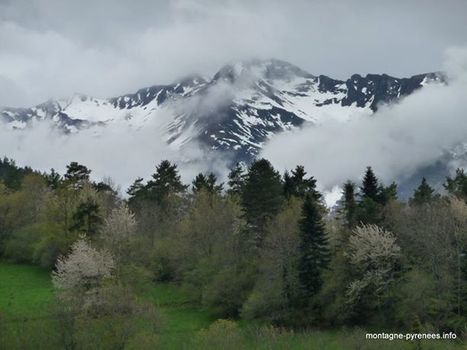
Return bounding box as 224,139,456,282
261,47,467,194
0,113,230,194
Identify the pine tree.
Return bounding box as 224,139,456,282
127,177,145,197
227,163,245,196
126,177,146,210
410,177,435,206
284,165,320,200
192,173,208,193
283,170,294,198
360,167,379,202
378,182,398,205
292,165,315,198
298,194,330,302
145,160,187,204
94,181,117,195
207,173,221,193
64,162,91,184
192,172,223,194
70,200,102,236
242,159,284,246
357,167,384,224
342,181,357,228
46,168,61,189
444,168,467,200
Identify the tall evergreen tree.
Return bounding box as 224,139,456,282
145,160,187,204
410,177,436,206
298,194,330,302
444,168,467,200
127,177,145,197
356,167,383,225
192,172,223,194
70,200,102,236
360,167,379,202
341,181,357,228
242,159,284,246
283,170,294,198
192,173,208,193
64,162,91,185
46,168,61,189
378,182,398,205
227,163,245,196
284,165,320,200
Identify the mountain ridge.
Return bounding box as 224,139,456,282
0,59,445,164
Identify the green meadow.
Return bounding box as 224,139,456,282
1,262,464,350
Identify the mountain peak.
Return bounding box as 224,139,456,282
212,58,314,84
172,74,209,87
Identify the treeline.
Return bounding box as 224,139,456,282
1,157,467,335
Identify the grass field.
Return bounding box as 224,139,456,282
0,262,465,349
0,263,58,349
0,262,217,349
0,262,53,317
144,283,215,348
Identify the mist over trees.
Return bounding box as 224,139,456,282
1,156,467,345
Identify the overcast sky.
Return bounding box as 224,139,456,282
1,0,466,107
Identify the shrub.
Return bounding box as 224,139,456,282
193,319,244,350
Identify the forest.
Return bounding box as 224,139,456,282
0,156,466,349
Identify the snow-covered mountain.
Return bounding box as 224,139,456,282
0,59,443,164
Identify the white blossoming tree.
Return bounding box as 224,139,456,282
51,235,160,349
346,224,401,306
52,235,115,293
100,203,136,266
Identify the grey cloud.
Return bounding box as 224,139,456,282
0,115,230,193
260,47,467,193
1,0,466,107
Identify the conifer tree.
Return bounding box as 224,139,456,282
284,165,320,200
444,168,467,200
227,163,245,196
46,168,62,189
357,167,383,224
298,194,329,302
342,181,357,228
145,160,187,204
192,172,223,194
127,178,145,197
207,173,221,192
283,170,294,198
291,165,315,198
0,157,34,190
242,159,283,246
94,181,117,195
378,182,398,205
410,177,435,206
360,167,379,202
64,162,91,186
192,173,208,193
71,200,102,236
